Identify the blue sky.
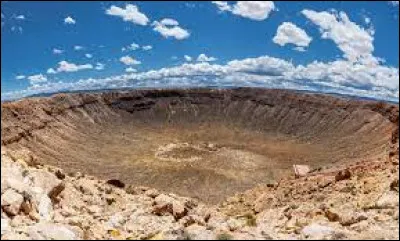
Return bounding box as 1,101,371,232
1,1,399,101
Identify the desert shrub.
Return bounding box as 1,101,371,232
244,213,257,227
216,233,233,240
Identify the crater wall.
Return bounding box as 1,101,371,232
2,88,398,203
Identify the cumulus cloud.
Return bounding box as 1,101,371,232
1,11,25,31
273,22,312,51
293,47,306,52
184,55,192,62
197,54,217,62
130,43,140,50
302,9,378,65
389,1,399,6
142,45,152,51
15,75,26,80
125,67,137,73
5,55,398,102
106,4,149,26
47,68,56,74
85,53,93,58
292,60,399,91
64,16,76,24
11,26,22,33
95,63,105,70
226,56,294,78
48,61,93,73
15,15,25,20
120,55,141,65
212,1,275,21
152,18,190,40
74,45,84,51
27,74,47,85
122,42,140,52
160,18,179,26
212,1,232,11
52,48,64,54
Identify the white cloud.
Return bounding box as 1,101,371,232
95,63,105,70
64,16,76,24
226,55,294,75
11,26,22,33
364,16,371,24
47,68,56,74
85,53,93,58
212,1,275,21
120,55,141,65
232,1,275,20
389,1,399,6
302,9,377,65
160,18,179,26
130,43,140,50
142,45,152,51
15,75,26,80
185,2,196,9
74,45,84,51
105,4,149,26
293,47,306,52
212,1,232,11
4,55,398,102
55,61,93,73
152,18,190,40
184,55,192,62
15,15,25,20
125,67,137,73
273,22,312,50
292,60,399,91
53,48,64,54
197,54,217,62
27,74,47,85
122,43,140,52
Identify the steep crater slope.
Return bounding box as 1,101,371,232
1,88,398,204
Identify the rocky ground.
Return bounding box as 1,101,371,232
1,146,398,240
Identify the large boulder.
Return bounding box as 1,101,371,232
153,194,188,220
26,223,81,240
1,189,24,216
38,195,53,221
1,156,25,194
335,169,352,182
184,224,215,240
6,149,40,167
375,191,399,209
1,218,10,235
1,231,30,240
2,178,30,195
124,214,178,240
28,170,62,196
301,223,335,239
293,165,311,178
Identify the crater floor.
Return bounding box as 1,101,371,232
1,88,398,203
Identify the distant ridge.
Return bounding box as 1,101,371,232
2,86,398,105
21,86,398,105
